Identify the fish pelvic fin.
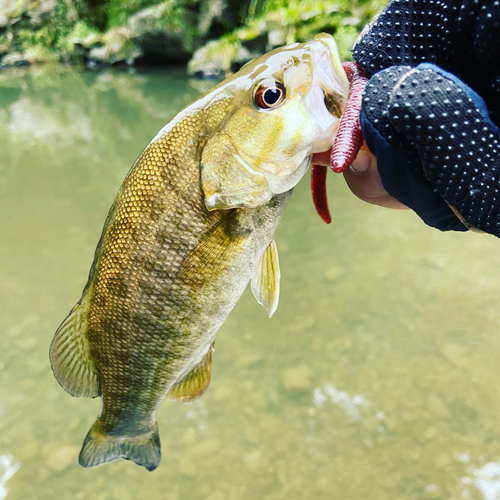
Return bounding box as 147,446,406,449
79,420,161,471
49,292,100,398
166,342,214,403
251,240,280,318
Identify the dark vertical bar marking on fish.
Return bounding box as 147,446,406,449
330,62,368,173
311,164,331,224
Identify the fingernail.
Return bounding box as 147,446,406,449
350,150,371,173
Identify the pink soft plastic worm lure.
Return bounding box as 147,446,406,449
311,164,332,223
311,62,369,224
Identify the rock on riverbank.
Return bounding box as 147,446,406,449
0,0,387,75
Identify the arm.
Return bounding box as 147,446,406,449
331,0,500,235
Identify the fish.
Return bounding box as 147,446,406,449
49,33,350,471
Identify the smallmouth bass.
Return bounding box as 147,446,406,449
50,34,349,471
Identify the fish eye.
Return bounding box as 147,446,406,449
254,81,286,109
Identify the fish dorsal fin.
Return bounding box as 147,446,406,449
166,343,214,402
201,133,272,210
251,240,280,318
49,292,100,398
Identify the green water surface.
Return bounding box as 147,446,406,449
1,67,500,500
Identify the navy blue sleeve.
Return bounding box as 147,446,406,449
352,0,500,235
360,105,468,232
360,63,500,234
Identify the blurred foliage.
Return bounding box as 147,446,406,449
188,0,387,75
0,0,388,71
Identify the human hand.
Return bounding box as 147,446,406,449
312,145,408,210
359,63,500,234
329,0,500,235
313,61,500,233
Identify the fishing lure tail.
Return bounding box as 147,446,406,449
79,421,161,471
330,62,368,173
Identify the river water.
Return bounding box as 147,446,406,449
1,66,500,500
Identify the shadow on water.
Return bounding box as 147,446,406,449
1,66,500,500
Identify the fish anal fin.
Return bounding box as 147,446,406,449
251,240,281,318
166,343,214,403
49,292,100,398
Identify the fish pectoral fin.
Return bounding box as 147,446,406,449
166,343,214,403
201,133,272,210
179,213,247,286
251,240,281,318
49,292,100,398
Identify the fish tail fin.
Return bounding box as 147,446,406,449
79,420,161,471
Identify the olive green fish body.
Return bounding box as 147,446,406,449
88,127,291,432
50,33,350,471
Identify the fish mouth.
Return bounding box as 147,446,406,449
310,34,349,119
301,34,349,154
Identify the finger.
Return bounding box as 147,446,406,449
343,146,409,210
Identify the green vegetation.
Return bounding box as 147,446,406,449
0,0,387,72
